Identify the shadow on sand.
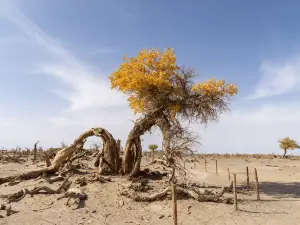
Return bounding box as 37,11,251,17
259,182,300,198
238,209,288,215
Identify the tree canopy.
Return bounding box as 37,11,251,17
279,137,299,150
109,48,238,123
148,144,158,151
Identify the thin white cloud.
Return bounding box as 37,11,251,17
248,56,300,99
194,101,300,155
0,0,132,148
0,0,125,111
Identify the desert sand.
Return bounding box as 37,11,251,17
0,155,300,225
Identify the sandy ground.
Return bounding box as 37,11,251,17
0,156,300,225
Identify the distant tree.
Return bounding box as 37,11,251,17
148,144,158,162
33,141,39,161
279,137,300,158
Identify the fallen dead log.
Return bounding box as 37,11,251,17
38,174,65,184
0,179,72,216
0,179,71,203
121,182,232,203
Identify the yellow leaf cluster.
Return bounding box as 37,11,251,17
109,48,178,92
191,78,238,97
279,137,299,150
109,48,179,114
128,96,145,115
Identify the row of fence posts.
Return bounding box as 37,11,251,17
172,159,261,224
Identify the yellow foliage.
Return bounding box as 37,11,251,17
109,48,177,92
191,78,238,97
109,48,238,117
279,137,299,150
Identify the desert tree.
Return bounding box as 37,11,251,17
148,144,158,162
279,137,299,158
109,48,238,176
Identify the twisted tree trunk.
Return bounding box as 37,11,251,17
122,112,161,176
95,129,120,175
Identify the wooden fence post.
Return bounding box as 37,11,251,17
172,183,178,225
233,174,238,210
215,160,218,175
246,166,250,189
228,168,230,180
254,168,260,200
204,159,207,172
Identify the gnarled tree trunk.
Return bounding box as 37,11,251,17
94,129,121,175
123,112,160,176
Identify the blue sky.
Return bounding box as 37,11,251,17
1,0,300,155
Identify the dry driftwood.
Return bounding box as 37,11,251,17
145,159,170,168
0,179,72,216
0,128,105,185
121,182,232,203
0,179,71,203
38,174,65,184
90,175,112,183
57,187,87,205
0,202,12,216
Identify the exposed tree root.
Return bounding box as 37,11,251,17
124,178,151,192
121,182,232,203
145,159,170,168
0,179,72,216
0,179,71,203
68,152,88,165
57,188,87,206
90,175,112,183
38,174,65,184
121,187,170,202
0,203,12,216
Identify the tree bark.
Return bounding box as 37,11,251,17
122,113,159,176
155,116,174,166
97,129,120,175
